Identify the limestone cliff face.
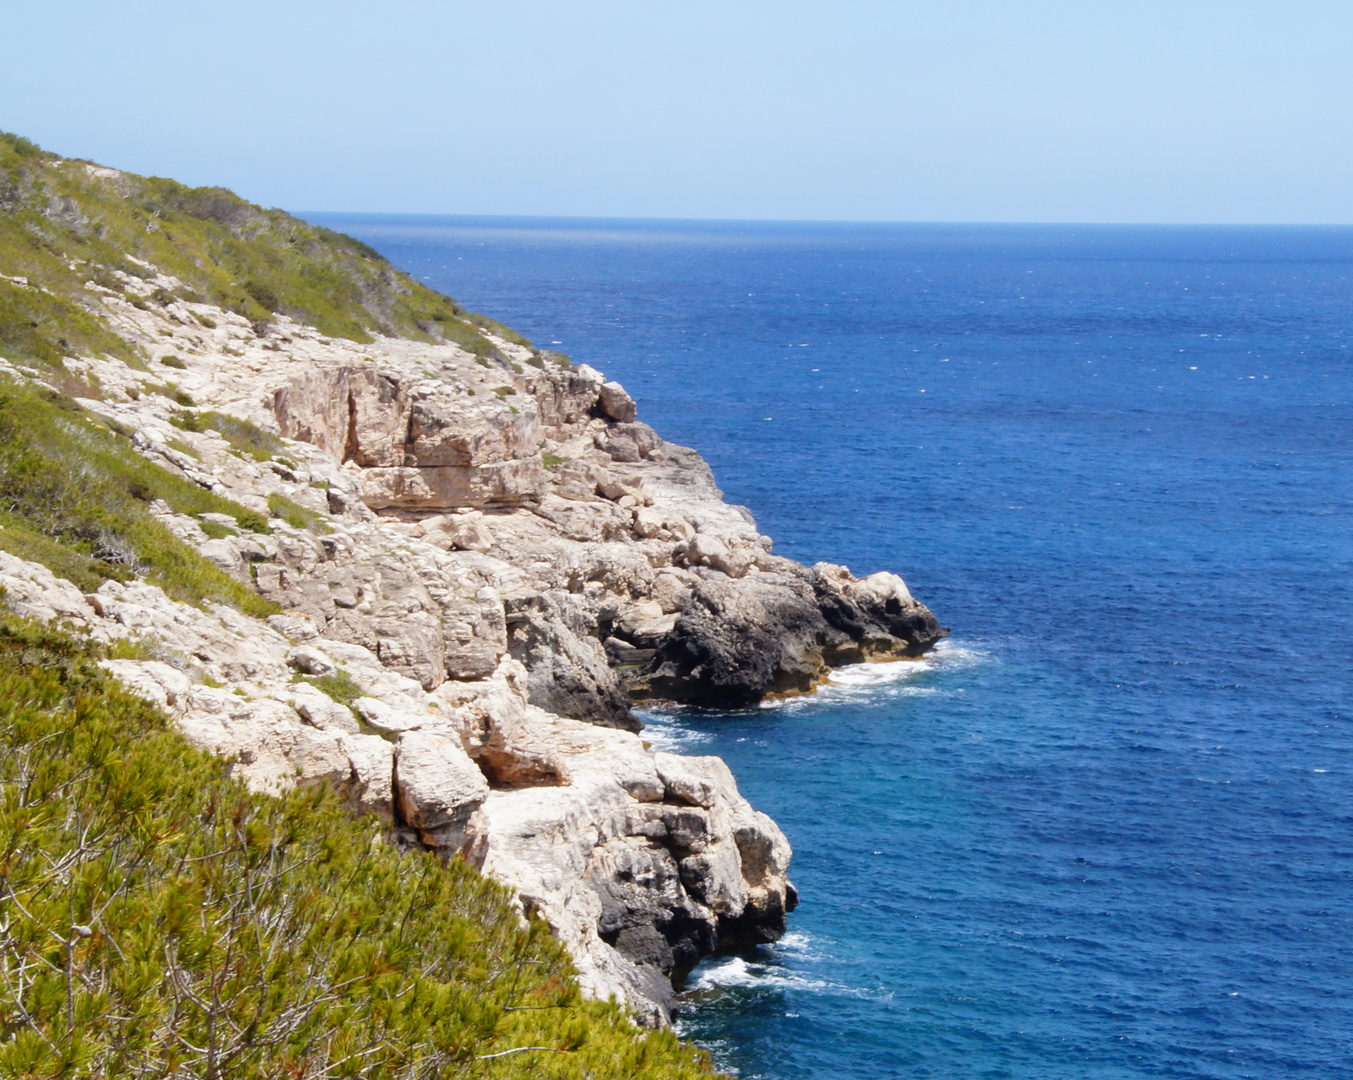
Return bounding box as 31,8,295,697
0,263,944,1024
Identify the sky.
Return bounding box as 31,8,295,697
4,1,1352,224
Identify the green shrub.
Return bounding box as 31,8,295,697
466,310,533,349
492,385,517,397
0,278,136,370
198,518,237,539
142,381,194,406
267,491,332,534
159,354,186,369
0,615,713,1079
171,408,283,461
0,519,127,592
298,666,364,707
542,452,568,469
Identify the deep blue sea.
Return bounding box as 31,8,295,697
308,215,1353,1079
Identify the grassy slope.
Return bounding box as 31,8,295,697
0,133,710,1073
0,131,530,366
0,381,278,614
0,614,710,1078
0,129,545,613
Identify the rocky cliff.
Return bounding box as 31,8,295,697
0,235,944,1025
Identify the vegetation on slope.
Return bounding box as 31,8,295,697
0,131,531,367
0,381,275,614
0,131,711,1075
0,614,711,1078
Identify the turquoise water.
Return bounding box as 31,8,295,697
309,216,1353,1078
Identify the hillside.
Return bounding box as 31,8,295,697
0,131,527,363
0,612,710,1078
0,131,943,1050
0,131,719,1077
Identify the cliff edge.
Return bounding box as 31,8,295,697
0,142,945,1025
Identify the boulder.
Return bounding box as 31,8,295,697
394,730,491,856
289,683,360,734
338,732,395,819
596,380,637,423
287,644,336,676
441,516,495,552
653,752,718,808
353,696,430,735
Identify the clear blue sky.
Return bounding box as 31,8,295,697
5,1,1351,223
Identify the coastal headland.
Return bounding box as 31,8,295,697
0,134,945,1029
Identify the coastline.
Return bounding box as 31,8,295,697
0,281,944,1024
0,143,946,1029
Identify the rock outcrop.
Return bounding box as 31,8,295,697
0,262,944,1024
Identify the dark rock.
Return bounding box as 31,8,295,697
605,636,656,665
631,564,947,708
505,591,640,731
587,837,720,1009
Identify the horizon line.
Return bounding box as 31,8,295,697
296,211,1353,230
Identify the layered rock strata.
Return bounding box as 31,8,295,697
0,265,944,1023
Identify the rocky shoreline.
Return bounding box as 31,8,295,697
0,261,944,1024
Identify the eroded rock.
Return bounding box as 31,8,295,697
0,283,944,1026
393,730,490,857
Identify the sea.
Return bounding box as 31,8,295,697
305,214,1353,1079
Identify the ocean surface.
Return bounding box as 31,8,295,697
306,214,1353,1079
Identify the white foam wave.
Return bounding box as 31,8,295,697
683,932,892,1005
639,639,991,735
634,709,714,752
686,954,830,994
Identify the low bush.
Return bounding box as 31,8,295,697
171,408,283,461
0,615,713,1079
298,666,364,707
0,519,126,592
198,518,237,540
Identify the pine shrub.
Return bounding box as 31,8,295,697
0,615,713,1078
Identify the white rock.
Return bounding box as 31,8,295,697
288,682,360,734
287,644,337,676
653,752,718,808
353,696,432,735
101,660,192,710
338,732,396,819
394,730,489,855
199,538,242,572
597,381,637,423
442,517,495,552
